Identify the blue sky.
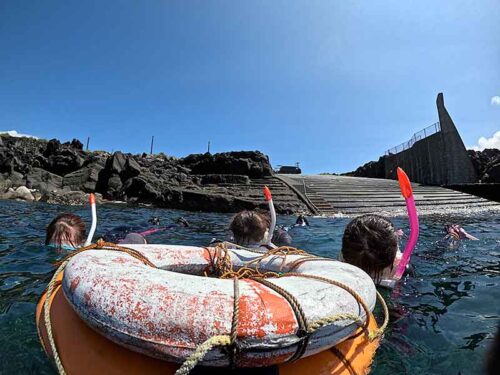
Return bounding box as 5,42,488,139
0,1,498,173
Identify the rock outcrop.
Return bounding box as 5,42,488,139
0,134,306,213
467,149,500,183
346,148,500,184
345,156,387,179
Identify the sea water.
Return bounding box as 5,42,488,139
0,200,498,374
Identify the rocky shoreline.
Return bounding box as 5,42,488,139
346,149,500,183
0,135,308,214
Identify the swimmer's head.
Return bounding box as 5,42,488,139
176,217,190,227
445,224,479,240
46,213,86,250
341,214,398,283
230,210,270,246
148,216,161,226
296,214,309,226
119,233,147,245
272,228,293,246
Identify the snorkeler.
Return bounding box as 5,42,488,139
340,214,404,287
148,216,161,226
293,214,310,227
229,210,272,250
118,232,147,245
272,226,293,246
45,213,86,250
444,224,479,241
103,216,190,242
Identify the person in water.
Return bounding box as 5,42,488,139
103,216,189,243
229,210,270,247
272,226,293,246
147,216,189,227
118,232,147,245
294,214,310,227
340,214,401,285
444,224,479,241
45,213,86,250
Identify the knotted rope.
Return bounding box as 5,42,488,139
43,241,388,375
174,243,389,373
43,240,157,375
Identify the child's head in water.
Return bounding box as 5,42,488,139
46,213,86,249
341,214,399,283
230,210,270,246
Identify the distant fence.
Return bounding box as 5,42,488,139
385,122,441,156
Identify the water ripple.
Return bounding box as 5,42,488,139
0,201,498,374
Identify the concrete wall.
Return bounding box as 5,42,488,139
384,93,477,185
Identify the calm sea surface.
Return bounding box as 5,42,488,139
0,200,498,374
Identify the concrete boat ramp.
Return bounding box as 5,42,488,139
277,174,500,216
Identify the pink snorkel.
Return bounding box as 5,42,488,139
263,186,276,246
394,167,419,279
138,228,163,237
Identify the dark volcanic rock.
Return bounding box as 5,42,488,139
182,151,273,178
484,162,500,183
171,189,260,213
96,152,145,199
0,134,307,214
40,191,103,205
0,135,46,175
467,149,500,183
26,168,63,194
40,138,86,176
63,164,103,192
107,151,128,175
122,176,161,202
345,156,386,178
70,139,84,150
201,174,250,185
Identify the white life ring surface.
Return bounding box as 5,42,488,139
62,244,376,367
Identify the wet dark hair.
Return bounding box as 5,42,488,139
230,210,270,246
45,213,86,249
176,217,190,227
341,214,398,283
296,215,309,226
272,228,292,246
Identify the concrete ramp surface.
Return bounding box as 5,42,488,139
278,174,500,216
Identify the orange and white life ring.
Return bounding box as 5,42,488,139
62,244,377,367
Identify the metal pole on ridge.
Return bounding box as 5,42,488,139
150,136,154,154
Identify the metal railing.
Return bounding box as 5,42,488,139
385,122,441,156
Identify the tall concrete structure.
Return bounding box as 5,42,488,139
384,93,477,185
